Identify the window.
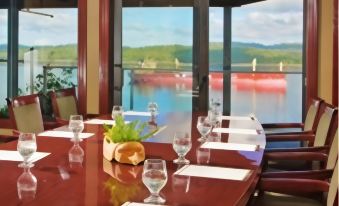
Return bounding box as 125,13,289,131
0,8,8,117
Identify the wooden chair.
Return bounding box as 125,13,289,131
6,94,59,134
49,87,79,121
264,105,337,171
263,98,323,136
251,162,338,206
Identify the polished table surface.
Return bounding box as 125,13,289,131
0,112,266,206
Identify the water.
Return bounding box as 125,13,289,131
173,143,191,156
68,121,84,134
197,125,212,137
17,142,37,160
142,170,167,193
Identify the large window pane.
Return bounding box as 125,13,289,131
18,8,78,95
0,9,8,118
122,8,193,113
231,0,303,123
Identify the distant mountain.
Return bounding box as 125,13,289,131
0,42,302,66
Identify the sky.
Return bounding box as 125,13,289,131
0,0,303,47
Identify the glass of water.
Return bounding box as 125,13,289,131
111,105,124,119
196,116,212,142
17,133,37,168
173,131,192,164
69,115,84,142
142,159,168,204
148,102,158,117
208,109,222,127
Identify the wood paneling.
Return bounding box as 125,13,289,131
78,0,87,116
333,0,338,106
305,0,319,108
99,0,111,114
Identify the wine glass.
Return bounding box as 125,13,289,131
148,102,158,117
17,167,37,201
17,133,37,168
69,115,84,142
208,109,222,127
196,116,212,142
173,131,192,164
142,159,168,204
112,105,124,119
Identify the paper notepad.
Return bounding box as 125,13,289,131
85,119,116,125
174,165,251,181
201,142,258,151
38,131,94,139
124,111,151,117
0,150,50,162
122,202,166,206
212,128,260,135
221,116,255,121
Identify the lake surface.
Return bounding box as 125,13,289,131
0,64,302,123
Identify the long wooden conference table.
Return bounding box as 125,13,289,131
0,112,266,206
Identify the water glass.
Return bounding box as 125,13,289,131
142,159,168,204
112,105,124,119
17,133,37,168
196,116,212,142
69,115,84,142
208,109,222,127
68,143,84,165
196,147,210,165
147,102,158,116
17,167,37,201
173,132,192,164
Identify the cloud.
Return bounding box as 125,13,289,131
0,12,8,43
19,9,77,46
242,0,303,13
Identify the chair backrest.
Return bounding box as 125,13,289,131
50,87,78,121
327,162,338,206
313,105,337,147
304,98,323,131
6,94,44,134
326,129,338,169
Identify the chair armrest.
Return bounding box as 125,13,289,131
264,152,328,162
265,146,330,153
265,130,314,136
262,123,304,129
266,134,315,142
259,178,329,196
261,169,333,180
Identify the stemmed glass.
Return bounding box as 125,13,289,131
17,133,37,168
173,132,192,164
69,115,84,142
68,115,84,164
142,159,168,204
17,167,37,201
208,110,222,128
112,105,124,119
148,102,158,117
196,116,212,142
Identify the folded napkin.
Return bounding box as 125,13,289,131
174,165,251,181
38,131,94,139
212,128,260,135
201,142,258,151
124,111,151,117
85,119,116,125
0,150,50,162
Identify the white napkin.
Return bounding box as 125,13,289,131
201,142,258,151
221,116,256,121
84,119,116,125
121,202,167,206
124,111,151,117
212,128,259,135
0,150,50,162
152,125,167,136
38,131,94,139
174,165,251,181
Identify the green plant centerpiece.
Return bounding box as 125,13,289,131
103,116,158,165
